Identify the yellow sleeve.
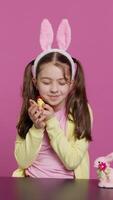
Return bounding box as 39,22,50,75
46,117,89,170
14,125,44,169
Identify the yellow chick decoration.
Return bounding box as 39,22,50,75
37,97,45,108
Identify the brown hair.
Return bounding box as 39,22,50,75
67,58,92,141
17,52,92,141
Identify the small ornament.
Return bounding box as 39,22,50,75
37,97,45,108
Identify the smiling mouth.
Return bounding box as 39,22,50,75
49,95,60,99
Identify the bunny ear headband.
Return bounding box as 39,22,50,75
32,19,76,80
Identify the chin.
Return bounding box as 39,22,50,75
48,102,59,107
46,100,59,106
43,97,65,108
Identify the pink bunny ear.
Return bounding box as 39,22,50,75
105,152,113,163
56,19,71,50
40,19,54,51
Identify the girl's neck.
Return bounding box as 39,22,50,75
53,104,66,113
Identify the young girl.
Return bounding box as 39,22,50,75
13,19,93,179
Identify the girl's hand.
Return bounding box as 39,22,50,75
43,104,55,121
28,99,46,129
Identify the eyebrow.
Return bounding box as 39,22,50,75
40,77,65,80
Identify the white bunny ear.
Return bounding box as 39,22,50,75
56,19,71,50
40,19,54,51
105,152,113,163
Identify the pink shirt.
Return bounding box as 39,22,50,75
26,108,74,178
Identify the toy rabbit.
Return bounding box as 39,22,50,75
94,152,113,188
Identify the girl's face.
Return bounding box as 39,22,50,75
35,62,73,111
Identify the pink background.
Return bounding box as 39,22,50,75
0,0,113,178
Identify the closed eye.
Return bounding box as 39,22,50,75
59,81,66,85
40,78,51,85
42,82,51,85
58,79,67,85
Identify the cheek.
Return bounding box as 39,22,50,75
38,84,49,95
61,85,71,94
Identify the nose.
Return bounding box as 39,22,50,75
50,82,59,93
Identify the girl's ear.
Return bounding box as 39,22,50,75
105,152,113,163
40,19,54,50
32,78,37,88
56,19,71,50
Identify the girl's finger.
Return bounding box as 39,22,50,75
42,109,50,116
29,99,37,106
33,111,43,120
28,105,42,119
28,105,37,115
37,114,46,122
28,104,36,113
43,104,54,113
29,99,44,111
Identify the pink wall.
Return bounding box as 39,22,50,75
0,0,113,177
